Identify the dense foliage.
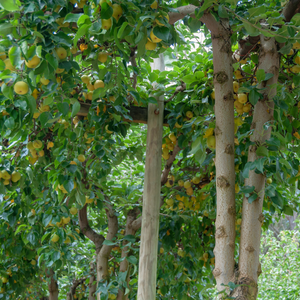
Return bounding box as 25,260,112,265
0,0,300,299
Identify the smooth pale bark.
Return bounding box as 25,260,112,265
136,54,165,300
117,209,139,300
236,36,279,299
97,205,118,300
200,16,236,295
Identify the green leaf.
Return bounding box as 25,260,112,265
77,15,90,26
249,89,260,105
254,157,266,173
248,193,258,204
283,205,294,216
127,256,138,264
0,0,20,11
153,26,170,41
242,161,256,178
33,31,45,44
190,137,202,155
4,117,15,129
40,112,51,127
74,24,91,47
270,191,284,208
194,148,206,165
117,22,128,38
123,235,136,243
100,2,113,19
71,101,81,117
256,69,265,82
64,13,83,23
181,75,196,84
243,21,260,36
103,239,117,246
240,185,255,194
218,5,229,18
9,46,22,68
256,146,269,157
57,102,69,116
279,158,292,169
45,54,58,71
63,180,74,193
42,214,52,227
75,190,86,206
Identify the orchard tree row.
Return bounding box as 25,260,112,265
1,0,300,299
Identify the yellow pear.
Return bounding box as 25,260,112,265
98,53,108,63
78,154,85,162
40,77,49,85
25,55,41,68
207,135,216,149
237,93,247,104
150,0,157,9
56,47,67,59
14,81,29,95
70,207,78,215
150,29,162,43
102,19,112,30
51,234,59,243
145,40,156,50
11,171,21,182
81,75,90,84
94,80,105,89
4,58,15,71
112,4,123,20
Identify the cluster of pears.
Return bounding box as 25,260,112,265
162,132,177,160
93,0,123,30
0,46,68,97
0,170,21,186
80,75,105,101
232,80,252,115
203,127,216,150
26,140,44,165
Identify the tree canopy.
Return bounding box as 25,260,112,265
1,0,300,299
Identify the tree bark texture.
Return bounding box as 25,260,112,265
46,269,59,300
201,17,236,296
236,36,279,299
136,54,165,300
117,208,139,300
88,261,97,300
96,204,118,300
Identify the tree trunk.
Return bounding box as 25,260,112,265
136,54,165,300
88,261,97,300
287,212,298,230
46,269,59,300
97,204,118,300
236,36,279,299
201,16,236,296
117,209,139,300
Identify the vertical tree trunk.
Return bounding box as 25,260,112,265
201,16,236,296
46,269,59,300
96,205,118,300
88,261,96,300
137,54,165,300
287,212,298,230
236,36,279,299
117,209,139,300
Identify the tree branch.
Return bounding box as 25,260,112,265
161,144,181,185
78,204,105,253
282,0,300,22
169,5,198,24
